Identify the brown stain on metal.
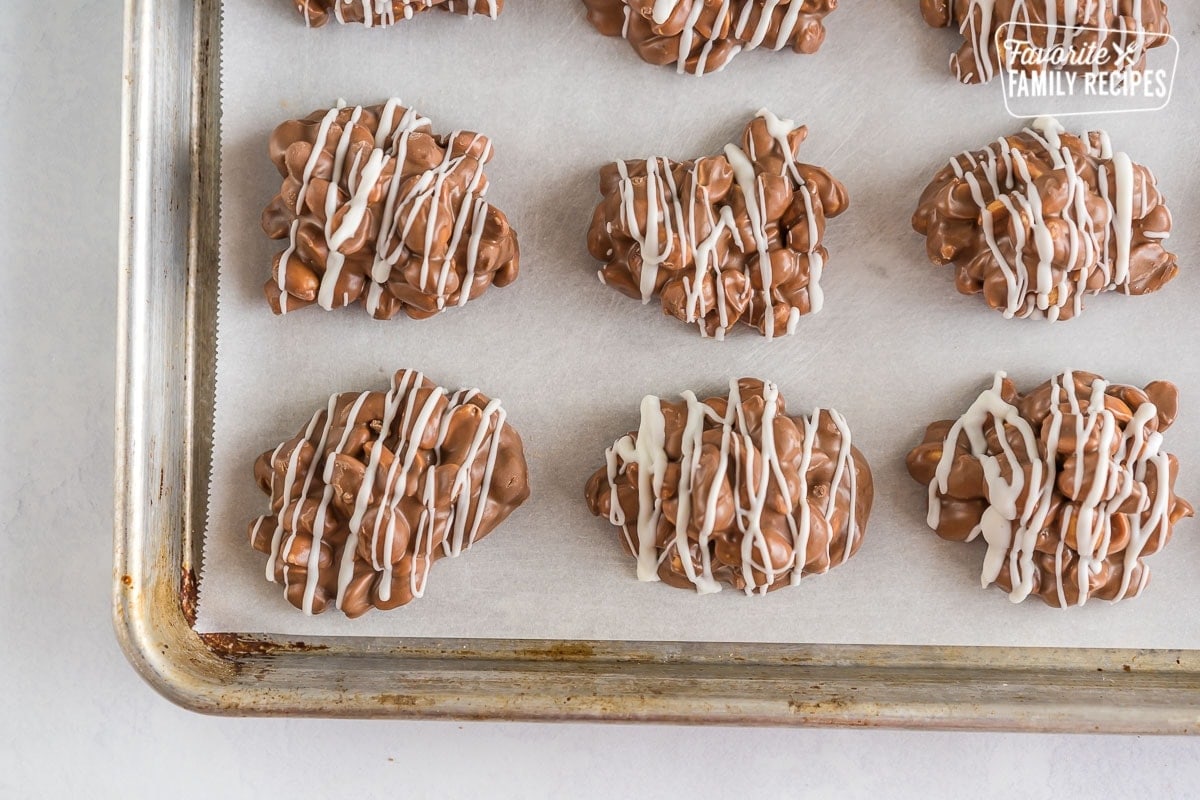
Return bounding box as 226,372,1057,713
788,695,851,714
785,696,877,726
376,694,422,708
511,641,596,661
121,575,133,588
180,567,199,628
199,632,329,661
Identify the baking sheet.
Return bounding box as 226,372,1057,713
198,0,1200,647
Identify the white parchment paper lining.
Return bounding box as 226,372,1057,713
198,0,1200,647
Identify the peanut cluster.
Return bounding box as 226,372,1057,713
907,372,1193,607
261,101,520,319
294,0,503,27
583,0,838,75
919,0,1172,84
587,112,848,339
585,378,873,594
249,369,530,617
913,119,1178,321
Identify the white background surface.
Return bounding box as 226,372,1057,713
2,1,1199,796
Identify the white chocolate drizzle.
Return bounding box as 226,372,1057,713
619,0,819,74
258,371,508,614
282,98,496,316
948,116,1143,320
608,109,822,340
651,0,681,24
925,371,1171,605
304,0,498,27
954,0,1150,83
603,379,859,595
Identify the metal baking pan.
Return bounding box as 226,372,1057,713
113,0,1200,730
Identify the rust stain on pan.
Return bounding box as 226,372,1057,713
787,696,878,726
376,694,425,708
180,566,199,627
510,641,597,661
199,633,330,660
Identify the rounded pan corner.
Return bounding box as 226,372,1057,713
110,573,242,716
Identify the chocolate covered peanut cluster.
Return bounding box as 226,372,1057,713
583,0,838,75
907,371,1193,607
913,117,1178,321
248,369,530,617
587,110,848,339
261,99,520,319
585,378,873,594
295,0,503,27
919,0,1171,84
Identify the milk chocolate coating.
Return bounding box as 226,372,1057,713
585,378,873,594
295,0,503,27
248,369,530,618
919,0,1172,84
907,371,1193,608
261,101,519,318
583,0,838,75
587,112,848,338
913,119,1178,321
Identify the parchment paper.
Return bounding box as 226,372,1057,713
198,0,1200,647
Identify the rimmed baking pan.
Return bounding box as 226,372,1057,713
113,0,1200,730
